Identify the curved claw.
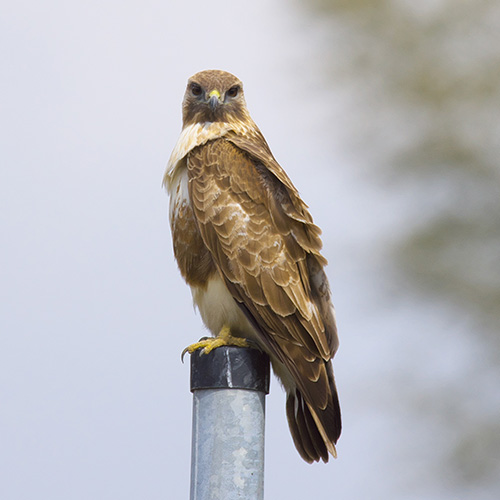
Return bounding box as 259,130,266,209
180,336,213,362
180,330,252,362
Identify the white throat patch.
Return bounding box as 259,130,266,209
163,122,233,190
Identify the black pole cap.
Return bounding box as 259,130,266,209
190,346,270,394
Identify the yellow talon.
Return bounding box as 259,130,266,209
181,326,250,361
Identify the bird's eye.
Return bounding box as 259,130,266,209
190,83,202,96
227,86,239,98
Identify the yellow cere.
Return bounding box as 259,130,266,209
208,89,221,99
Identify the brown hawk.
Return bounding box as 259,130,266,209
163,69,341,463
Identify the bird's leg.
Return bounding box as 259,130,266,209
181,325,250,360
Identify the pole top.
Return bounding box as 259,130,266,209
190,346,270,394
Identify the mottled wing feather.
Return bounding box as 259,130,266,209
226,131,323,229
187,139,337,414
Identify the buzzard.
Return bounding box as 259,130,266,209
163,70,341,463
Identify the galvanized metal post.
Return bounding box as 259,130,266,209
189,346,270,500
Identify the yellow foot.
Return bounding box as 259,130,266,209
181,326,250,361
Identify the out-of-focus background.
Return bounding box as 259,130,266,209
1,1,499,498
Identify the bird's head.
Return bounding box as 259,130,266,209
182,70,249,127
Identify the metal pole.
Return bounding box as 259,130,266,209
189,346,270,500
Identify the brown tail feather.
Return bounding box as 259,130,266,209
286,362,341,463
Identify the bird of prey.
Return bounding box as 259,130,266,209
163,69,341,463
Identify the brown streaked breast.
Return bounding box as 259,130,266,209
171,196,216,288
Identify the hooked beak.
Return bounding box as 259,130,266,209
208,89,221,111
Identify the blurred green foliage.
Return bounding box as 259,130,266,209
302,0,500,493
305,0,500,340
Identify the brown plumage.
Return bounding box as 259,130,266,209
164,69,341,463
